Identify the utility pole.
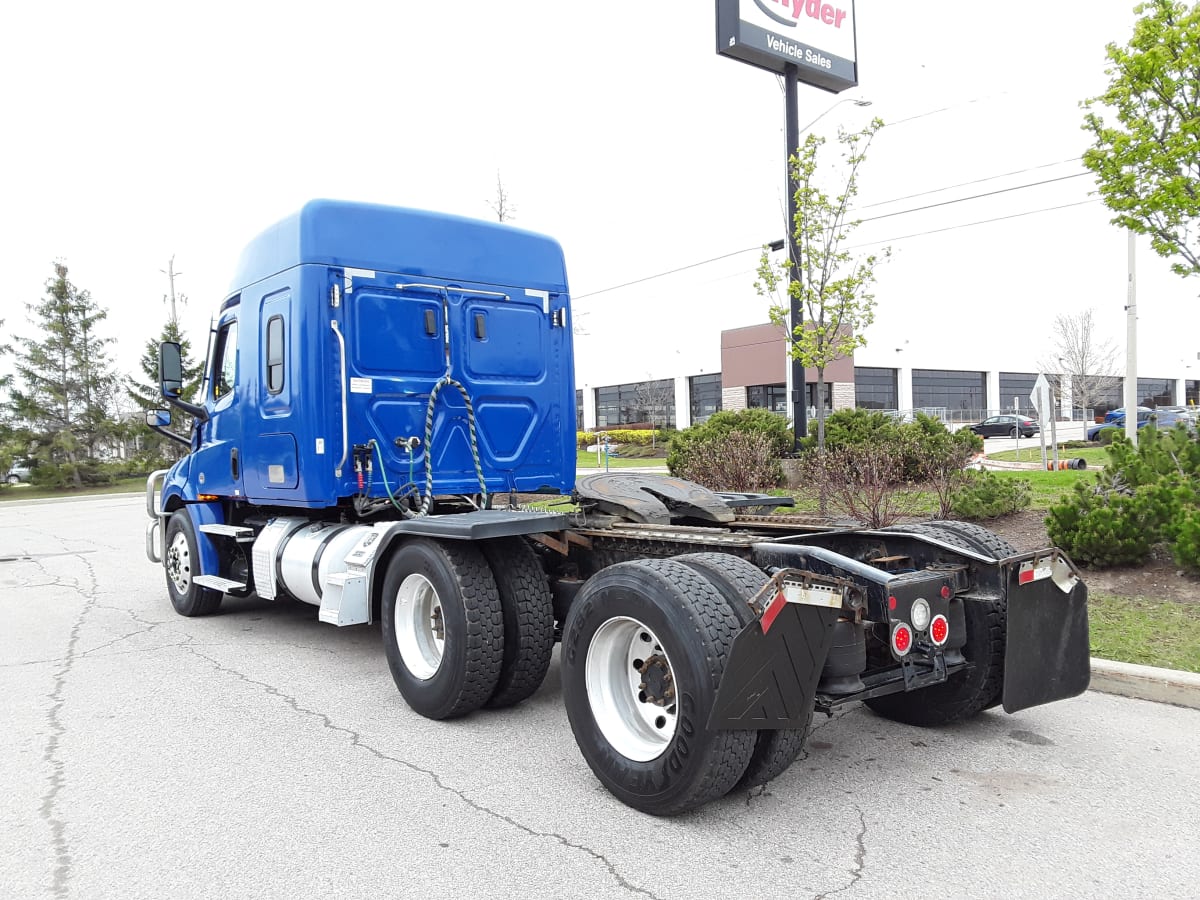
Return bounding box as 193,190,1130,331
161,256,183,326
1124,230,1138,444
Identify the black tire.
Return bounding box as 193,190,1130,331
163,510,223,617
561,559,756,815
1009,427,1018,438
673,552,812,789
6,475,19,485
480,537,555,709
925,520,1016,559
381,538,503,720
867,522,1009,725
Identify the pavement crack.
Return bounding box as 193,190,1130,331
38,552,99,899
813,805,868,900
179,642,662,900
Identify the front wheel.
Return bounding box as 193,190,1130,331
164,510,223,617
562,559,755,816
6,475,19,485
381,539,503,720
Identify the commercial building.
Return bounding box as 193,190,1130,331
575,321,1199,432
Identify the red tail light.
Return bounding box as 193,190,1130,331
930,614,949,646
891,623,913,657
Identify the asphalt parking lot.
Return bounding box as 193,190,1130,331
2,493,1199,899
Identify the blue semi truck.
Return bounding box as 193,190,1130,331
144,200,1090,815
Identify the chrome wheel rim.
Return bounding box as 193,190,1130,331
395,573,444,680
165,531,191,594
585,616,678,762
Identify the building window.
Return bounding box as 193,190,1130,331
1137,377,1173,408
266,315,285,394
998,372,1039,416
576,389,583,431
1187,380,1199,406
911,368,985,421
805,382,831,414
747,383,787,415
854,367,897,410
689,373,722,424
594,379,676,429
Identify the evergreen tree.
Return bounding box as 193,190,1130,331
7,263,118,486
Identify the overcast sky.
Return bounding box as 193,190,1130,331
1,1,1195,393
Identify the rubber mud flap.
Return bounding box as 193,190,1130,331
708,602,838,730
1002,568,1091,714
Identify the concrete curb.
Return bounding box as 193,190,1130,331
1089,657,1200,711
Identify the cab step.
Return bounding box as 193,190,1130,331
193,575,248,593
199,524,255,542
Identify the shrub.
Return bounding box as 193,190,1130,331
800,409,981,483
950,470,1032,519
667,409,791,476
673,430,782,492
796,444,924,527
577,429,670,450
1047,424,1200,569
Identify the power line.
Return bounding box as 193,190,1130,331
845,198,1102,249
573,246,761,300
857,157,1082,209
573,168,1096,301
856,172,1090,225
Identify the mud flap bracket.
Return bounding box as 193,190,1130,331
708,601,839,730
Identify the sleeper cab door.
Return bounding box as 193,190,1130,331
194,311,245,497
244,290,301,500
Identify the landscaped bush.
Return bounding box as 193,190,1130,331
673,430,782,493
666,409,792,476
950,470,1032,519
800,409,981,483
1047,424,1200,570
796,443,923,527
577,429,670,449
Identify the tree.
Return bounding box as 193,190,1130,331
755,119,890,449
487,171,517,222
6,263,119,486
1082,0,1200,278
633,375,674,448
1040,308,1121,418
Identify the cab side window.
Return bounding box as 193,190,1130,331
266,315,284,394
212,320,239,400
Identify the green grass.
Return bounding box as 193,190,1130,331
989,446,1109,466
990,468,1090,510
1089,592,1200,673
0,476,147,502
576,450,666,469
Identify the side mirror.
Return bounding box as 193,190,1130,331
145,409,172,428
159,342,183,398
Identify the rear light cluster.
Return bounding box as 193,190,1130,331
887,593,952,658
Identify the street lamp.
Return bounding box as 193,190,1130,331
780,87,872,452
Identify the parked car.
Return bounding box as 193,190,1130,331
1155,405,1197,423
967,414,1039,438
5,464,32,484
1087,410,1186,441
1103,405,1152,423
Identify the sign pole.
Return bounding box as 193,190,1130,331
786,63,807,454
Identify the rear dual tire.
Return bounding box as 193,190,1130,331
866,522,1014,725
562,559,756,816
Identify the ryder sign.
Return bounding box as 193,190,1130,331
717,0,857,92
